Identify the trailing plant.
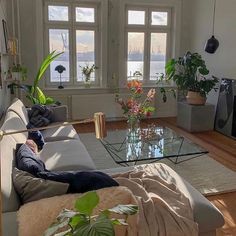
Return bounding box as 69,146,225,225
11,63,28,81
44,191,138,236
165,51,218,97
8,51,63,105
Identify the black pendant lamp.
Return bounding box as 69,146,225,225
205,0,219,54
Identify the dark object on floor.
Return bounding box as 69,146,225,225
215,78,236,139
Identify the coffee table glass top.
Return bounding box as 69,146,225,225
100,126,208,166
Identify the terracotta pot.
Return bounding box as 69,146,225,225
186,91,206,105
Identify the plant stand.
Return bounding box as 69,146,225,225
177,102,215,132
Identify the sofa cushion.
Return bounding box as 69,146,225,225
2,111,28,144
7,98,29,125
16,143,46,176
12,168,69,204
0,135,20,212
41,125,79,142
39,140,96,171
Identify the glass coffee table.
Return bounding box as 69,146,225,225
99,126,208,166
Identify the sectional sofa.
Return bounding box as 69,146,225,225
1,98,224,235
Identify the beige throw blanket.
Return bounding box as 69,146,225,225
18,163,198,236
113,163,198,236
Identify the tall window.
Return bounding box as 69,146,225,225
44,1,102,86
126,6,171,83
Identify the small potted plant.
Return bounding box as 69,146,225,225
45,191,138,236
11,63,27,81
165,51,218,105
80,64,98,88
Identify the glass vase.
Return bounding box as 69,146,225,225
84,75,91,88
127,118,141,143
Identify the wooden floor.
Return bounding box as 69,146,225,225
74,117,236,236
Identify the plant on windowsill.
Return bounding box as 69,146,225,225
158,51,219,105
11,63,27,81
80,64,98,88
44,191,138,236
8,50,63,105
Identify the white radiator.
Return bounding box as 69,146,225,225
71,92,176,120
71,94,125,120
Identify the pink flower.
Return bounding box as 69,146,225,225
147,88,156,101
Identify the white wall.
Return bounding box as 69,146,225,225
185,0,236,105
188,0,236,80
0,0,11,117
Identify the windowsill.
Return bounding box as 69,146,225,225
43,83,177,91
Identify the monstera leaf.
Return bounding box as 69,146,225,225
44,191,138,236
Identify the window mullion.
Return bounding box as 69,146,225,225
144,30,151,84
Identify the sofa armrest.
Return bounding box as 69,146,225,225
51,105,68,122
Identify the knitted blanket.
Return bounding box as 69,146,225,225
28,105,53,127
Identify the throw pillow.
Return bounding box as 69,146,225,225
12,168,69,204
16,143,47,176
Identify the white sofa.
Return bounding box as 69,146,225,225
1,99,224,236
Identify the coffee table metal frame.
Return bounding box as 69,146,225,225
99,127,208,167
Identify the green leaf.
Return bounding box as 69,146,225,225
108,204,138,215
36,87,46,105
45,96,55,105
74,214,115,236
75,191,99,216
33,51,63,96
69,214,88,230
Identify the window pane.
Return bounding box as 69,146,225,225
127,32,144,80
128,10,145,25
150,33,167,80
49,29,70,82
48,6,68,21
151,12,168,25
76,30,95,82
76,7,95,22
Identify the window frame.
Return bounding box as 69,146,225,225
43,0,106,88
118,0,181,88
125,5,172,85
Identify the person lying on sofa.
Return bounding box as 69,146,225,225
15,139,119,195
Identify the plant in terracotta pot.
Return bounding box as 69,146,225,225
165,51,218,105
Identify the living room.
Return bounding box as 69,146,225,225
0,0,236,236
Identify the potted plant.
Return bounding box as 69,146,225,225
45,191,138,236
11,63,27,81
80,64,98,88
8,50,63,105
165,51,218,105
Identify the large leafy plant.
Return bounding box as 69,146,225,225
165,51,218,97
44,191,138,236
9,51,63,105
